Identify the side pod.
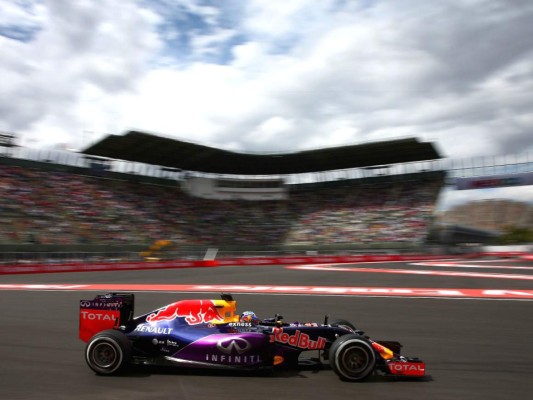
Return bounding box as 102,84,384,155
79,293,134,342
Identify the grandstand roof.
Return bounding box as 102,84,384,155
82,131,441,175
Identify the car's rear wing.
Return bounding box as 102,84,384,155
79,293,135,342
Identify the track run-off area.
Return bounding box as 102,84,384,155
3,257,533,300
1,256,533,400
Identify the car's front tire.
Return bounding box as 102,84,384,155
329,318,356,331
85,329,131,375
329,334,376,381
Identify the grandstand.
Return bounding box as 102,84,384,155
0,161,444,248
0,134,446,259
2,131,531,262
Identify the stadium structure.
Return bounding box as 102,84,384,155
0,131,531,262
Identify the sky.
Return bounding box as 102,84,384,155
0,0,532,210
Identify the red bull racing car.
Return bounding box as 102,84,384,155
79,293,426,381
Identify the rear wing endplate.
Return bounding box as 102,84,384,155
79,293,134,342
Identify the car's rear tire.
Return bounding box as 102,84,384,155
329,334,376,381
85,329,131,375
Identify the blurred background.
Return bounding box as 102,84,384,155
0,131,531,264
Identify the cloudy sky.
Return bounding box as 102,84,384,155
0,0,532,209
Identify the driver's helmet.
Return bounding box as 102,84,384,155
240,311,260,324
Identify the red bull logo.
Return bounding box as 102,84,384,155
269,327,326,350
146,300,223,325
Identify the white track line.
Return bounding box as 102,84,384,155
287,264,533,280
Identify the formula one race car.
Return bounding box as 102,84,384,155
79,293,425,381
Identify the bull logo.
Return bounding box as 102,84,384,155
216,337,251,355
146,300,223,325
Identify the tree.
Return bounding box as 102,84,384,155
497,226,533,245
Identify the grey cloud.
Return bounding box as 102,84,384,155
491,131,533,156
1,0,532,165
0,1,161,134
407,2,533,93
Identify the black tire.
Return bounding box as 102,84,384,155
329,334,376,381
85,329,131,375
329,319,356,331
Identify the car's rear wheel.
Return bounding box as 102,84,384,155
85,329,131,375
329,334,376,381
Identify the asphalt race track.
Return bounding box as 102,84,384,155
1,257,533,400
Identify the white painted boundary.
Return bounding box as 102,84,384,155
1,283,533,300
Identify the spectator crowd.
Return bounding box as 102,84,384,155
0,165,442,246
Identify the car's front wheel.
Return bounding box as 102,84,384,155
85,329,131,375
329,318,356,331
329,334,376,381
